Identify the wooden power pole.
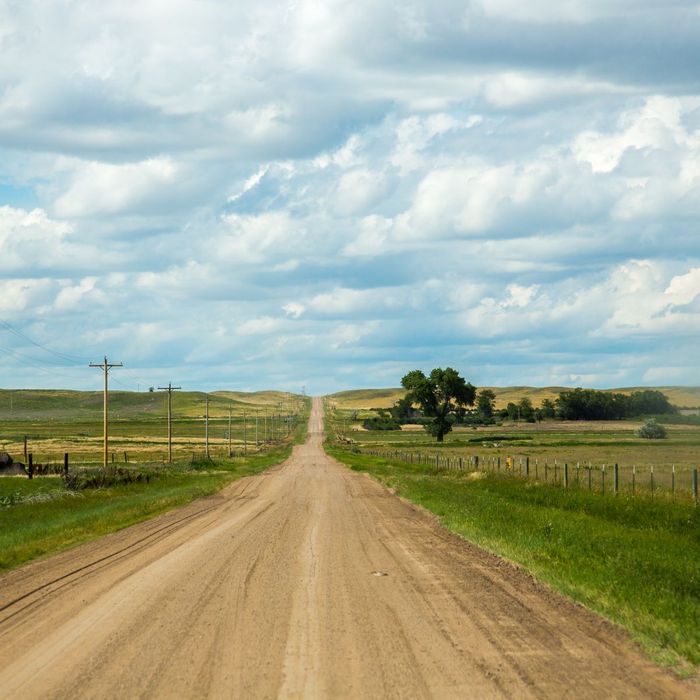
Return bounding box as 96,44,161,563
89,356,123,468
158,382,181,463
205,395,209,458
228,405,232,457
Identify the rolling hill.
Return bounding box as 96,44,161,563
326,386,700,410
0,389,304,421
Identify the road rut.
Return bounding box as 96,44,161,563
0,398,694,698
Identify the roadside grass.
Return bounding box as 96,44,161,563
0,406,309,573
327,445,700,674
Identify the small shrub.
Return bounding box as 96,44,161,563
636,418,667,439
64,467,153,490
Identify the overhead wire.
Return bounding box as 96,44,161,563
0,319,90,365
0,317,166,392
0,343,83,383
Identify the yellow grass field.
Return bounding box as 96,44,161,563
327,386,700,410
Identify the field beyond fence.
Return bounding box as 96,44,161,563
358,448,699,502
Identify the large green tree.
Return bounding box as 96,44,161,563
401,367,476,442
476,389,496,420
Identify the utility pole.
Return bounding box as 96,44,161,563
205,395,209,458
89,356,123,468
158,382,181,463
228,405,232,457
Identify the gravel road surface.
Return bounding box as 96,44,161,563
0,398,694,698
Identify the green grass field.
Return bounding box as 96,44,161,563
327,405,700,498
0,389,306,464
326,444,700,674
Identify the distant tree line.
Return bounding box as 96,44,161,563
553,388,676,420
361,370,677,439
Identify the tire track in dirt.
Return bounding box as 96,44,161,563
0,398,695,699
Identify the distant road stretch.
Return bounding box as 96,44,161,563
0,398,693,698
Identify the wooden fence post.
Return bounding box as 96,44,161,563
564,463,569,488
614,464,619,496
28,453,33,480
63,453,69,476
693,469,698,506
525,457,529,477
671,465,675,498
650,466,654,500
632,465,636,495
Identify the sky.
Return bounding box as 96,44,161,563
0,0,699,395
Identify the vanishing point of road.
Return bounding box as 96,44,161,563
0,398,694,698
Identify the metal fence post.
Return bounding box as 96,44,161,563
564,463,569,488
614,464,619,496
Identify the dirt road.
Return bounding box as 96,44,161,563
0,398,694,698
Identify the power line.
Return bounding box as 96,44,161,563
0,343,86,384
0,319,89,364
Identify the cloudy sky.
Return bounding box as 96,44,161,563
1,0,699,394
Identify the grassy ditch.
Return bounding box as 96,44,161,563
0,409,309,573
327,445,700,674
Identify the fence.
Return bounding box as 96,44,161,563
359,448,700,504
10,438,289,479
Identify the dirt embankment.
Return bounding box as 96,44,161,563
0,398,695,698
